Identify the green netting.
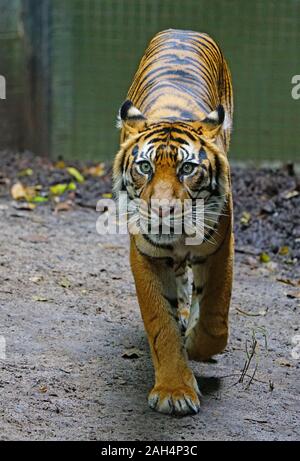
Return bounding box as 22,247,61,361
50,0,300,163
0,0,27,149
2,0,299,162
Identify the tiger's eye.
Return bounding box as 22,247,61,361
139,161,152,174
181,162,195,175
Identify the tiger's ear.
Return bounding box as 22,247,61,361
192,104,225,139
117,100,147,135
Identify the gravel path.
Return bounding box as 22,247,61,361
0,203,299,441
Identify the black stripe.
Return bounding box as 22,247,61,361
135,243,174,265
164,295,178,310
142,127,170,140
148,136,168,144
170,136,189,145
195,286,204,295
190,256,207,265
169,127,197,141
204,223,218,241
214,154,222,189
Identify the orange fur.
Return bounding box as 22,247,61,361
113,29,234,415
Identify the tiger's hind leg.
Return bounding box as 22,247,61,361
186,223,233,361
175,262,191,332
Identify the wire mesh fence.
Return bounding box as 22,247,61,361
0,0,26,149
51,0,299,163
1,0,300,162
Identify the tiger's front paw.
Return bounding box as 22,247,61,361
148,384,200,416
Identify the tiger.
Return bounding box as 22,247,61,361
113,29,234,416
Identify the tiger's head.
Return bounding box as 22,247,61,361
113,100,231,245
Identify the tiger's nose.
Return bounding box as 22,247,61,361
152,180,175,200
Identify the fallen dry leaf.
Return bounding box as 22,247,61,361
84,163,106,177
240,211,251,226
32,296,49,302
277,278,300,287
18,168,33,177
54,160,66,169
30,195,48,203
50,182,76,196
50,183,69,196
11,182,28,200
39,385,48,393
29,275,44,283
277,359,292,367
236,307,268,317
59,277,71,289
122,348,143,359
283,190,299,200
278,246,289,256
260,252,271,263
286,291,300,299
98,243,124,250
67,167,85,183
54,201,73,213
11,182,48,203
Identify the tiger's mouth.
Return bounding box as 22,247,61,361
129,211,205,246
125,195,225,246
137,207,189,234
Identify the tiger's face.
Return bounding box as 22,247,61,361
113,100,230,245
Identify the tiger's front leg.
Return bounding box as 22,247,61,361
130,240,200,415
186,219,234,361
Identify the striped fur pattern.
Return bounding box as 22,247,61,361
113,29,234,416
124,29,233,146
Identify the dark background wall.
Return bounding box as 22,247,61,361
0,0,299,162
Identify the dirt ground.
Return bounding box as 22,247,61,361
0,153,299,440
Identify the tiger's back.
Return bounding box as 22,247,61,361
126,29,233,151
